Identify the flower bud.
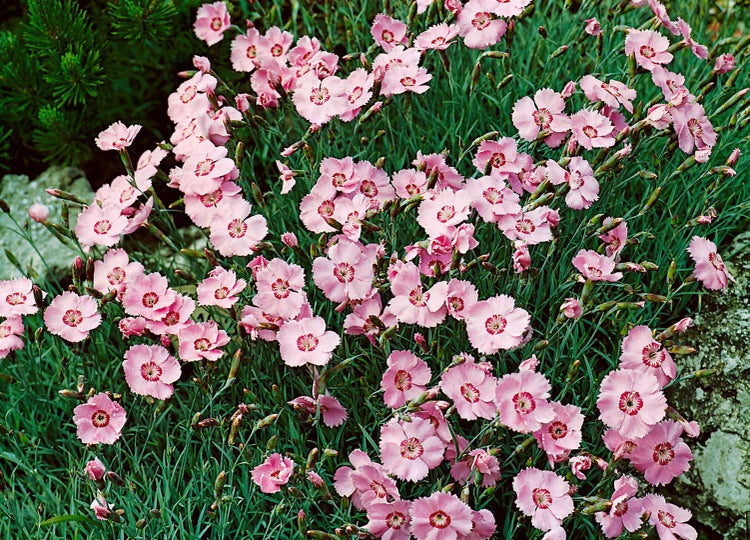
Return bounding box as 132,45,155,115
713,53,736,74
28,203,49,223
85,458,106,481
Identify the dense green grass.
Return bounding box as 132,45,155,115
1,0,748,538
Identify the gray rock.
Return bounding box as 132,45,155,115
667,231,750,539
0,166,93,281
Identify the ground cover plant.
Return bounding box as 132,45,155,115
0,0,749,538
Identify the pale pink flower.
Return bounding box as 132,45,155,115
564,156,599,210
122,344,181,400
379,417,445,482
95,121,141,151
650,66,689,106
512,89,569,146
496,206,556,245
457,2,507,49
619,325,675,387
73,393,127,445
238,306,281,342
641,494,697,540
288,395,348,427
353,160,395,209
534,402,584,463
603,428,640,460
90,494,112,520
409,492,474,538
465,174,521,222
477,0,531,17
119,317,147,338
381,350,432,408
560,298,582,319
75,204,129,250
252,453,294,493
177,321,230,362
277,316,340,367
85,457,106,481
371,14,408,51
671,102,717,155
441,359,497,420
380,64,433,96
391,168,429,199
44,291,101,342
313,238,375,302
599,218,628,259
595,475,644,539
466,294,530,354
677,19,708,60
450,447,501,488
570,109,615,150
687,236,732,290
496,370,555,433
194,1,230,46
631,420,692,485
184,181,249,228
197,267,247,309
338,69,375,122
254,259,306,320
443,278,479,320
597,369,667,439
624,29,673,71
365,500,412,539
334,449,400,510
256,27,294,66
208,207,268,257
473,137,521,175
179,141,237,196
572,249,622,282
145,294,195,336
569,455,592,480
122,272,176,320
28,203,49,223
386,262,447,328
513,468,574,532
0,316,24,358
584,18,601,35
0,277,37,317
714,53,736,74
415,23,460,50
292,73,347,125
580,75,636,113
417,188,472,239
276,161,297,194
167,72,216,123
413,151,465,190
92,248,144,298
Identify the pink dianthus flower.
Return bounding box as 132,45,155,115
44,291,101,342
466,294,530,354
513,468,574,532
381,350,432,408
379,417,445,482
95,121,141,151
73,393,127,445
687,236,733,290
122,344,181,400
194,1,231,46
496,370,555,433
409,492,474,539
597,369,667,439
277,316,340,367
251,453,294,494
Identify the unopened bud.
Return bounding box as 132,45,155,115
214,471,227,497
257,414,279,429
106,471,125,486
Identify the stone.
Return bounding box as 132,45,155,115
667,231,750,540
0,166,93,281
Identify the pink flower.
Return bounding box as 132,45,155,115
496,206,556,245
386,261,447,328
687,236,733,290
496,371,555,433
380,63,433,96
44,291,101,342
599,218,628,259
75,204,129,250
417,188,472,239
443,279,479,320
534,402,584,463
465,174,521,223
597,369,667,439
313,238,375,302
572,249,623,282
641,494,697,540
288,395,348,427
473,138,521,175
714,53,736,74
94,121,142,151
371,14,408,51
251,453,294,494
119,317,147,338
624,29,673,71
122,272,176,320
619,325,675,387
513,468,574,532
90,494,112,520
379,417,445,482
197,267,247,309
277,316,340,367
145,294,195,336
580,75,636,113
651,66,689,106
381,350,432,408
677,19,708,60
569,455,592,480
631,420,693,485
415,23,460,51
334,449,400,510
466,294,530,354
511,89,569,147
440,359,497,420
292,73,347,125
449,448,501,488
208,206,268,257
122,344,181,400
584,18,601,35
477,0,532,17
254,258,306,320
365,501,413,539
28,203,49,223
457,3,507,49
595,475,644,539
194,1,231,46
570,109,615,150
671,102,717,154
73,393,127,445
93,248,145,299
0,316,23,358
0,277,37,317
85,458,107,481
560,298,582,319
177,321,230,362
410,492,474,538
564,156,599,210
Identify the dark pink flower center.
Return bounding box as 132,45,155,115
613,500,629,517
653,442,675,465
618,390,644,415
333,262,355,283
163,311,180,326
708,251,725,270
549,421,569,440
200,190,223,207
533,108,553,127
386,511,406,529
586,266,603,278
428,509,451,529
639,45,656,58
94,220,112,235
658,510,676,528
227,219,248,238
296,333,319,351
195,159,215,176
246,45,257,59
532,487,552,509
91,410,110,428
107,267,126,285
400,76,416,87
582,125,598,138
460,383,481,403
318,200,335,217
687,118,703,137
448,296,464,312
62,309,83,327
381,30,394,43
142,292,159,308
310,87,330,106
349,86,364,103
437,205,455,223
271,44,283,57
515,218,536,234
394,369,412,391
408,286,427,307
484,314,507,335
140,361,163,382
513,391,537,414
181,85,197,103
472,12,491,30
399,437,424,460
370,481,387,498
0,324,10,338
642,342,666,368
569,172,584,190
482,187,502,204
490,152,506,168
210,17,223,31
359,180,378,197
214,287,229,300
194,337,211,351
271,278,290,299
6,292,25,305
